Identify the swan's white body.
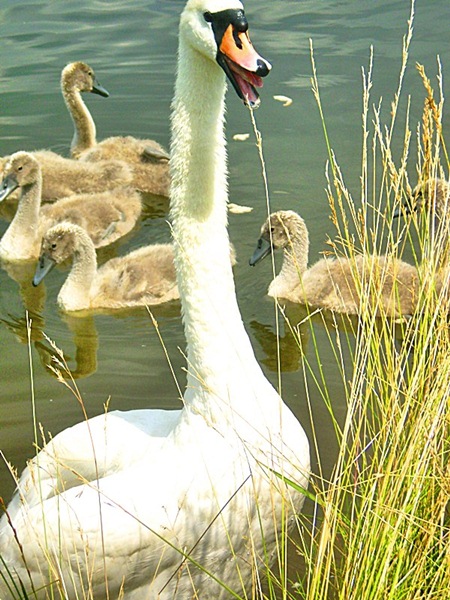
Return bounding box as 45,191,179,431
0,1,309,598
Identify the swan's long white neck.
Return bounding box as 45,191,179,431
63,85,96,158
169,36,261,417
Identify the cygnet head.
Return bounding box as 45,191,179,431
33,223,89,287
61,61,109,97
0,151,41,202
180,0,271,107
412,178,450,218
249,210,308,266
394,178,450,219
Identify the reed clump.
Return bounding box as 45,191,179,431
280,3,450,598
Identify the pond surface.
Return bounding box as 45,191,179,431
0,0,449,523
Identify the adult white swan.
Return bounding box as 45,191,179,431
0,1,310,598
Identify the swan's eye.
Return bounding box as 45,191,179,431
203,11,212,23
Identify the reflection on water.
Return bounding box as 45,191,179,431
0,0,449,533
1,258,47,316
0,300,99,381
250,303,354,376
250,314,309,373
41,314,100,380
251,299,414,379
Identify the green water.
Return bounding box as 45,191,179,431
0,0,448,511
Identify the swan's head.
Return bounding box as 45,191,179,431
33,223,86,287
0,151,41,202
180,0,271,107
61,61,109,98
249,210,307,266
394,178,450,220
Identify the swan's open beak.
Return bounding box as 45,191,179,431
33,254,56,287
249,236,272,266
206,9,271,108
0,174,19,202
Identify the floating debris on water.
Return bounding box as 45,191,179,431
232,133,250,141
273,94,293,107
228,203,253,214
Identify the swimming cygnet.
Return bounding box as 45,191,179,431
0,151,132,203
61,61,170,196
33,222,179,311
0,151,141,260
250,210,420,317
34,221,237,312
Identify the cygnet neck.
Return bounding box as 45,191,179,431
59,231,97,310
62,78,97,158
0,175,42,259
270,218,309,297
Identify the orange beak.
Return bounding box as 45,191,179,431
206,9,271,107
219,25,265,74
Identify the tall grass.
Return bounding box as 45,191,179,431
276,2,450,598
